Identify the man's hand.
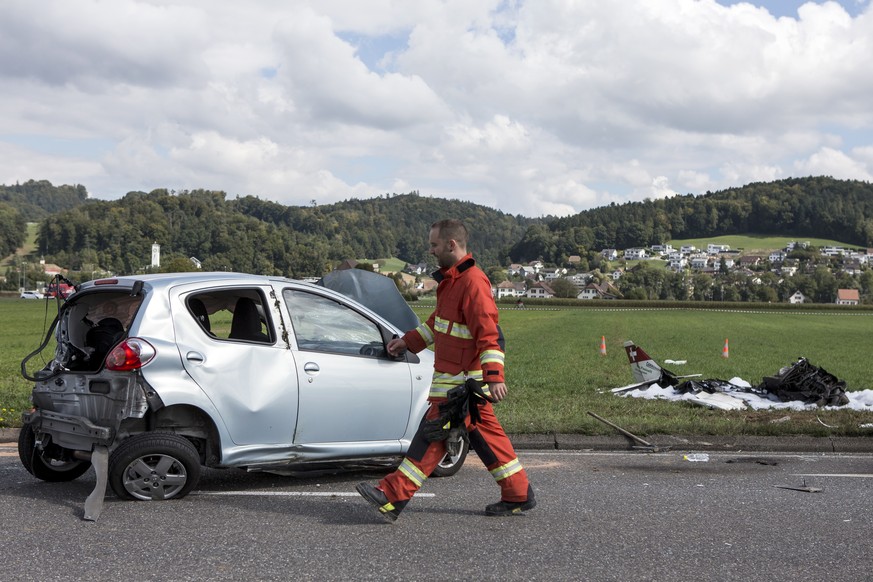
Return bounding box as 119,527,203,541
387,338,408,357
487,382,507,402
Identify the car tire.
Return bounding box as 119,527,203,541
431,432,469,478
108,433,202,501
17,424,92,482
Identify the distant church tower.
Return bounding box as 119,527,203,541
151,243,161,268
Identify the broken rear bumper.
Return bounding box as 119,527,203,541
22,409,114,450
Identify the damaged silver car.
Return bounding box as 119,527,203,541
19,270,468,506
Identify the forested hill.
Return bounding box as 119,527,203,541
508,177,873,264
0,180,88,221
36,189,535,277
7,176,873,278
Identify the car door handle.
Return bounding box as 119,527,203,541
186,351,205,363
303,362,320,375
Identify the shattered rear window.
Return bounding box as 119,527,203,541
57,291,143,371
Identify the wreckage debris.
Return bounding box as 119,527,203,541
618,341,871,411
726,458,778,466
586,411,671,452
774,483,822,493
757,358,850,407
675,358,850,407
683,453,709,462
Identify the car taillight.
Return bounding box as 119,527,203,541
105,338,156,371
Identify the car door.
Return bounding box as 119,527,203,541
172,284,299,446
282,287,414,444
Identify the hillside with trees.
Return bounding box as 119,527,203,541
0,202,27,259
509,177,873,264
35,189,535,277
0,180,88,221
5,176,873,301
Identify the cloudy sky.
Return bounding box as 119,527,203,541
1,0,872,217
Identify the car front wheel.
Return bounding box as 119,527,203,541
431,432,469,478
108,433,201,501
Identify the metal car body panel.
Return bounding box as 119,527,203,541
168,281,298,446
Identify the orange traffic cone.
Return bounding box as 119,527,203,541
722,338,729,358
599,336,607,356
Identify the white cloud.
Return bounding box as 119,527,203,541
794,146,873,181
650,176,679,200
0,0,871,216
0,142,104,189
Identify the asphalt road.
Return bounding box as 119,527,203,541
2,441,871,582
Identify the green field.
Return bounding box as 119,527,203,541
3,299,872,437
411,303,873,437
669,234,859,253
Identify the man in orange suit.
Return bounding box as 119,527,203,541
356,219,535,521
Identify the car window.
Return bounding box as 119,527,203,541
282,289,385,356
185,290,273,344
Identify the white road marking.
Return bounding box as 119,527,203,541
194,491,435,497
793,474,873,478
520,450,873,460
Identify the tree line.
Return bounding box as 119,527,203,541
2,176,873,285
30,188,533,277
508,177,873,264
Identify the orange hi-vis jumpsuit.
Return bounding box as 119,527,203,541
378,254,530,505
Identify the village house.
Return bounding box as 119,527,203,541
650,243,674,255
543,267,568,281
780,264,798,277
769,250,786,263
495,280,525,299
566,273,592,287
788,290,807,304
842,260,864,276
601,249,618,261
39,258,66,277
518,265,538,279
707,243,730,254
738,255,763,268
680,245,696,254
624,248,647,260
689,256,709,270
835,289,860,305
821,246,846,257
576,280,621,300
576,285,601,300
405,262,429,275
526,281,554,299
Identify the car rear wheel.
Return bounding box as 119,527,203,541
17,424,91,482
431,432,469,478
108,433,201,501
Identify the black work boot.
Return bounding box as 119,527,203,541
356,483,406,523
485,484,536,516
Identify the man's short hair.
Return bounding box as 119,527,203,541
432,219,468,247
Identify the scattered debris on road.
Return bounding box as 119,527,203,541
726,457,779,466
586,411,671,453
774,479,822,493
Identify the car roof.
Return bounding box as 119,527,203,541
79,272,298,291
